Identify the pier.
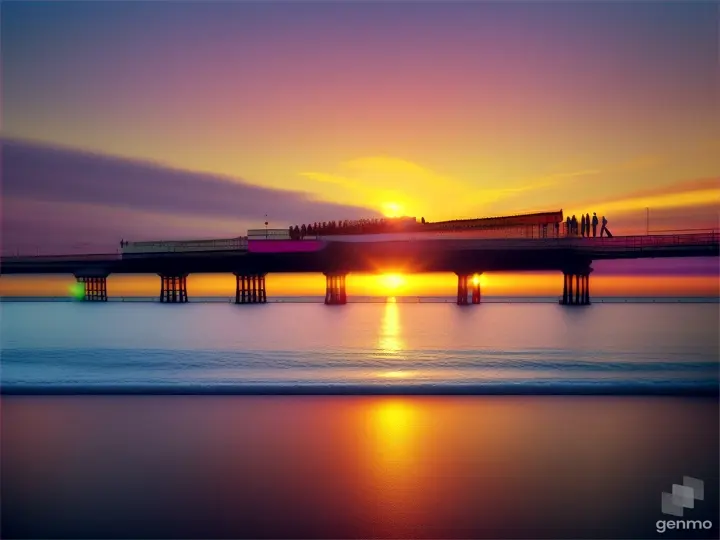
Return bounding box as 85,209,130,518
2,232,717,306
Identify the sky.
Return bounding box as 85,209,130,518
1,1,718,296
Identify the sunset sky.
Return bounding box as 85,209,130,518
1,1,718,296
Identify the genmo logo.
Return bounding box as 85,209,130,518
656,476,713,534
656,520,712,534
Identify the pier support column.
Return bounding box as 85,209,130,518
471,274,482,304
234,273,267,304
455,273,482,305
324,273,347,305
584,273,590,305
159,274,188,303
75,276,108,301
559,268,592,306
456,273,470,305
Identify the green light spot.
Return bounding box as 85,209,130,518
69,282,86,300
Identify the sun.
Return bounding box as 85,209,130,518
382,202,404,218
381,273,405,290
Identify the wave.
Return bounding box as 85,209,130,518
1,348,718,371
1,348,717,395
2,382,719,396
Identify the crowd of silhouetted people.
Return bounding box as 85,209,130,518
288,217,426,240
288,213,610,240
565,212,610,238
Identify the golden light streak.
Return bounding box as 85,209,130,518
377,300,405,356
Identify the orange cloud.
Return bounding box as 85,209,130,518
597,177,719,204
568,176,720,230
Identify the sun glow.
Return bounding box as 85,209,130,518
381,273,405,291
380,370,411,379
382,202,404,217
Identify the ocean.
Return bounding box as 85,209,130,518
1,302,719,539
1,301,718,393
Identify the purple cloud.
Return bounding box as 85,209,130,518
1,138,381,254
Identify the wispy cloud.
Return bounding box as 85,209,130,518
562,176,720,233
573,177,720,214
299,155,597,218
614,155,663,172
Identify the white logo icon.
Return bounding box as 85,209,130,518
661,476,704,517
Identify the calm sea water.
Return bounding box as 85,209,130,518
1,302,718,393
1,395,718,539
1,303,719,539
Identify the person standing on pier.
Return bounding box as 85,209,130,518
600,216,608,237
592,213,599,237
585,213,591,237
580,214,586,237
571,215,578,236
566,216,572,236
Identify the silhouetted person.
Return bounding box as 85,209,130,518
580,215,586,237
421,217,426,224
566,216,571,236
592,213,599,237
600,216,608,237
585,213,590,237
571,215,578,236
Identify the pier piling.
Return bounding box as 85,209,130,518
234,273,267,304
75,276,108,301
324,273,347,305
560,268,592,306
456,273,482,305
159,274,188,303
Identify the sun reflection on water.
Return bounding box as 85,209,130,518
377,300,405,360
362,399,422,534
371,400,416,465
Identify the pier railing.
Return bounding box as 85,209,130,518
1,253,122,263
577,231,719,250
1,230,717,261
